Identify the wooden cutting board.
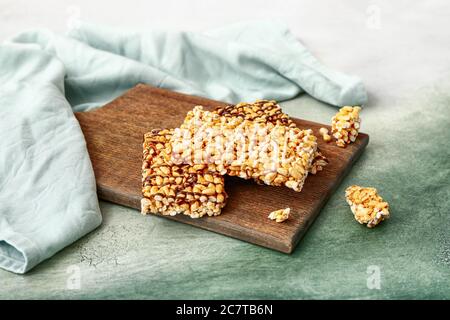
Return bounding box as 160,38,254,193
75,84,369,253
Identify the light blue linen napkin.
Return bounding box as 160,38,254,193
0,21,367,274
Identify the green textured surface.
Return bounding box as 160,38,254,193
1,84,449,299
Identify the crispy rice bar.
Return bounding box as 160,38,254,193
142,100,327,219
142,129,227,218
215,100,328,174
174,106,318,192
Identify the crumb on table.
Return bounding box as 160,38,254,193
319,127,332,142
268,208,290,223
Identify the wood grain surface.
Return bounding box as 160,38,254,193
75,84,369,253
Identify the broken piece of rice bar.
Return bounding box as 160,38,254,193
331,106,361,147
310,150,329,174
172,106,318,192
345,185,390,228
268,208,290,223
142,129,227,218
215,100,327,174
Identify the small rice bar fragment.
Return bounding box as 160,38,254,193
268,208,290,223
215,100,328,175
331,106,361,147
142,129,227,218
345,185,390,228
